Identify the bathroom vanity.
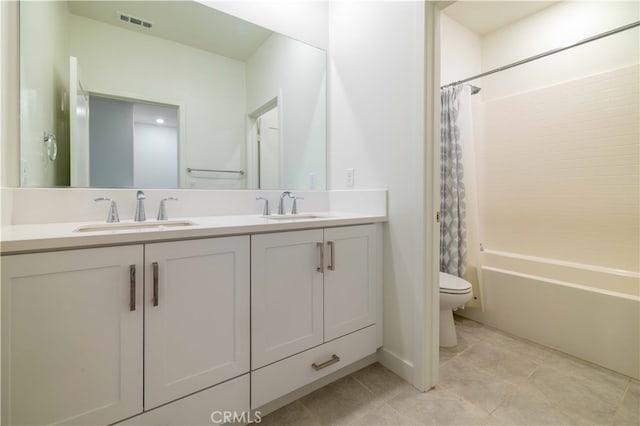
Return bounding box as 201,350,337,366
1,209,384,425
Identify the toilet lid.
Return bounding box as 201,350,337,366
439,272,472,294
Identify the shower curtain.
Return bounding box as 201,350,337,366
440,85,467,277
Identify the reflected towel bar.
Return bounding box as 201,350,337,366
187,168,245,175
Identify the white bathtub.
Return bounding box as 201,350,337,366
459,249,640,379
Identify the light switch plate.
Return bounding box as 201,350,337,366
345,168,354,187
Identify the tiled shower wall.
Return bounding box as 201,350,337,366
479,64,639,273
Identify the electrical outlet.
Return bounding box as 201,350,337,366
345,168,354,187
309,173,317,189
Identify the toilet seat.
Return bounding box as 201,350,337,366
439,272,472,294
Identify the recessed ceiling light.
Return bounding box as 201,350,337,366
156,118,165,124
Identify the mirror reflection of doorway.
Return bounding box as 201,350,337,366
256,106,280,189
88,95,178,188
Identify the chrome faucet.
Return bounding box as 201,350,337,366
157,197,178,220
291,196,304,214
277,191,293,215
256,196,271,216
94,197,120,223
134,190,146,222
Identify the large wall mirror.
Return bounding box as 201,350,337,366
19,1,326,189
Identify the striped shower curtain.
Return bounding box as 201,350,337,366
440,85,467,277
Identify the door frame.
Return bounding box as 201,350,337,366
69,56,90,187
246,91,283,189
413,1,443,392
86,89,185,188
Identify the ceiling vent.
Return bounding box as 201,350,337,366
117,11,153,29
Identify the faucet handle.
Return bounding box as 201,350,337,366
94,197,120,223
157,197,178,221
291,196,304,215
256,197,271,216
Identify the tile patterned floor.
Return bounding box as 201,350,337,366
260,316,640,425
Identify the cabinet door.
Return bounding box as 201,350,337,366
1,246,143,426
144,236,250,409
251,230,324,369
324,225,377,341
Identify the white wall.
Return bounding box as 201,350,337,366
134,123,178,189
19,1,70,187
329,1,426,383
68,13,247,189
246,33,326,190
481,2,640,100
482,1,639,73
199,1,329,50
440,13,482,85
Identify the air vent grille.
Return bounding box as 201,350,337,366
117,11,153,29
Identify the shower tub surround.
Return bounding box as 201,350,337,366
458,64,640,381
0,188,386,426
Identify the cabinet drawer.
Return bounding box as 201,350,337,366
116,374,250,426
251,325,376,409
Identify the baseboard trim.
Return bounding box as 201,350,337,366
376,347,414,384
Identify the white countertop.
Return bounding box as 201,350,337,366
1,212,387,254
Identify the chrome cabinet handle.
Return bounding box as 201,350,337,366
129,265,136,311
328,241,335,271
312,354,340,371
317,242,324,272
152,262,159,307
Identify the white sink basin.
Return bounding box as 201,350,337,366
264,213,327,220
74,220,197,233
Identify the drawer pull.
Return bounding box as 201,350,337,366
312,354,340,371
129,265,136,311
152,262,159,307
317,242,324,272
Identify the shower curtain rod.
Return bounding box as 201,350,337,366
441,20,640,89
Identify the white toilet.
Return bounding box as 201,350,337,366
439,272,473,347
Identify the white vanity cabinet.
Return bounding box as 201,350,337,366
0,220,380,424
1,236,250,426
251,224,378,407
1,246,144,426
143,236,250,409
